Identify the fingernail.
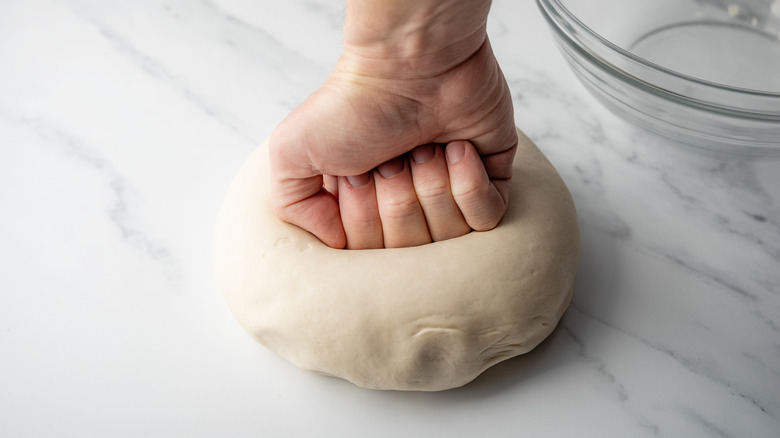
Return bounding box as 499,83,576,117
411,144,435,164
446,141,466,164
346,173,370,188
377,156,405,178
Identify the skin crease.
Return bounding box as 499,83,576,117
269,0,517,249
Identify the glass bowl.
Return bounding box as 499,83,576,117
537,0,780,158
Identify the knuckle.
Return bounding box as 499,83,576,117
452,182,489,203
414,179,451,203
452,185,506,231
380,194,422,220
343,208,380,227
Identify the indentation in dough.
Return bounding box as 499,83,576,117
412,326,462,338
477,331,510,356
533,315,550,327
273,235,313,252
403,326,468,386
483,349,520,367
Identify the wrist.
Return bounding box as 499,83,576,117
342,0,491,78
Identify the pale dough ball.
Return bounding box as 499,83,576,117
215,129,579,391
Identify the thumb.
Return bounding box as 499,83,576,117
271,174,347,249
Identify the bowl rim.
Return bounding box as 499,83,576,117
536,0,780,99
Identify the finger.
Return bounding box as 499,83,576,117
323,174,339,198
374,156,432,248
409,143,471,241
479,144,516,205
270,175,347,249
445,140,509,231
338,172,383,249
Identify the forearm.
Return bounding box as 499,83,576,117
342,0,492,77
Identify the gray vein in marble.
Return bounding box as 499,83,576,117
570,302,774,418
657,163,780,263
203,0,332,67
643,164,780,334
561,318,663,436
65,0,325,144
612,134,780,273
0,111,180,287
662,252,780,338
92,23,256,144
681,406,734,438
299,0,345,31
662,253,757,302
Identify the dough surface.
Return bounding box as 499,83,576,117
215,129,579,391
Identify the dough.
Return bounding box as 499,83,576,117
214,129,579,391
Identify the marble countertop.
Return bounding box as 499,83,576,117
1,1,778,436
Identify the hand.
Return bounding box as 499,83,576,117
269,0,517,249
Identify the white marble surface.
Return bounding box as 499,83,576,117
1,0,779,436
